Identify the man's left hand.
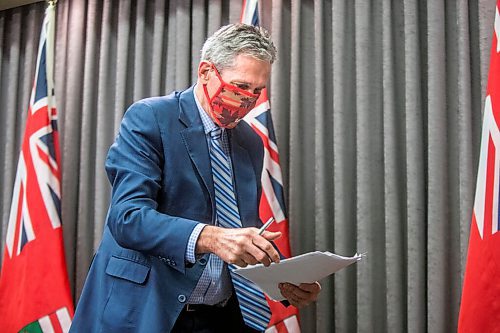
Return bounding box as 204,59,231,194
278,282,321,308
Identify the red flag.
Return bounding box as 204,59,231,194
0,3,74,332
241,1,301,332
459,1,500,331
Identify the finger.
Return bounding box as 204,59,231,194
227,250,258,267
261,230,282,241
278,285,295,304
281,283,310,300
246,243,273,266
240,252,260,266
279,285,305,308
251,237,280,264
298,282,322,293
257,253,272,267
232,258,247,267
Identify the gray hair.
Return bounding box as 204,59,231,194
201,24,277,71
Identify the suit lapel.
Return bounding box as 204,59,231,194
179,88,216,217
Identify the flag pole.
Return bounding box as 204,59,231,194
45,0,56,113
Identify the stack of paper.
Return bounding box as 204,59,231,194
233,251,364,301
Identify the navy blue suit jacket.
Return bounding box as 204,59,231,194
70,87,264,332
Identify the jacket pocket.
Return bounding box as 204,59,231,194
105,255,150,284
102,256,151,332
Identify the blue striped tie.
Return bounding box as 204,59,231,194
209,127,272,331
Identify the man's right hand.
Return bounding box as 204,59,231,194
196,225,281,267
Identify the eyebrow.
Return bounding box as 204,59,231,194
231,81,266,90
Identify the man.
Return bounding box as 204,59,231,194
70,24,321,333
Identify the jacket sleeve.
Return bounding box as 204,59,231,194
104,100,199,274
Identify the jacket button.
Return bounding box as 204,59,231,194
178,294,186,303
199,258,207,266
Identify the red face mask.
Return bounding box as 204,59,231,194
203,65,260,128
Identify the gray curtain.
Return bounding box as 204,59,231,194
0,0,495,331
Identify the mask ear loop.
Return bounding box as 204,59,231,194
202,65,227,127
203,65,224,104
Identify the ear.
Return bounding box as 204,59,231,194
198,61,212,83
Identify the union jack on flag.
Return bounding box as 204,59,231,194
242,1,301,332
0,3,74,332
459,0,500,330
5,41,61,259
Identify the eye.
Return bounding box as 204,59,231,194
235,83,249,90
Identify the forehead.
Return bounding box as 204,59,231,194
219,54,271,88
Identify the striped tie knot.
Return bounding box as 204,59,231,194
210,127,222,141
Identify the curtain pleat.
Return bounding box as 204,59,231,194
402,1,427,332
313,0,334,330
0,0,497,331
94,0,115,250
455,5,477,330
381,1,404,332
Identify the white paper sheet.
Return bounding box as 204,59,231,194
233,251,364,301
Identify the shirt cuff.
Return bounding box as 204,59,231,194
186,223,206,264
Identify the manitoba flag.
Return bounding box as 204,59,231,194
458,0,500,331
241,1,301,332
0,3,74,332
